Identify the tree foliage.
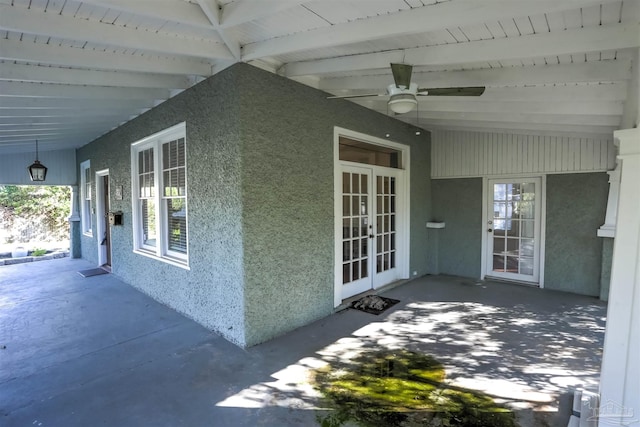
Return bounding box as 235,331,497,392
0,185,71,244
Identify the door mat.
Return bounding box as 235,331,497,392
78,268,109,278
350,295,400,315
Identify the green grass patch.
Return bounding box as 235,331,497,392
314,350,518,427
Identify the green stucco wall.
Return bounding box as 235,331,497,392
77,68,247,345
544,173,609,296
76,63,432,347
430,178,483,279
235,64,431,346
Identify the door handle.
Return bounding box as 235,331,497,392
487,229,493,232
369,234,374,238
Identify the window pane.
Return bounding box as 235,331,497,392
343,263,350,284
339,137,402,168
142,199,157,247
342,173,350,194
163,142,169,169
84,200,91,230
352,174,359,193
178,169,186,196
352,261,360,280
166,198,187,254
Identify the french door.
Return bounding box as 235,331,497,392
340,165,402,299
486,178,541,283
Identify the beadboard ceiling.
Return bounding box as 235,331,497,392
0,0,638,154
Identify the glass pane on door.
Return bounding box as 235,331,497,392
490,181,538,280
342,172,370,284
376,175,396,274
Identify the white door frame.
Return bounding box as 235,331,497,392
333,127,411,307
95,169,110,267
480,174,546,287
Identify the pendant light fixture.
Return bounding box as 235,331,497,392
27,139,48,182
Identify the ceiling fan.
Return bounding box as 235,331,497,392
328,63,485,114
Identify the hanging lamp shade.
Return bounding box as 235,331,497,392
27,140,47,182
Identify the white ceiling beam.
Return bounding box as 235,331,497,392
0,4,233,61
0,39,213,76
0,143,91,154
0,106,146,117
354,99,623,116
243,0,622,61
221,0,307,28
0,128,102,140
0,97,154,110
285,23,639,77
0,121,117,131
196,0,241,60
0,81,169,100
410,120,617,138
0,63,191,89
472,84,628,102
367,110,621,126
78,0,214,29
0,114,132,125
0,124,114,134
319,60,631,91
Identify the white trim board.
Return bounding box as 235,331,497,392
333,126,411,307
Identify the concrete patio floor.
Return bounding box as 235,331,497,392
0,258,607,427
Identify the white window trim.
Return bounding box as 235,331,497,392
80,160,92,236
130,122,189,269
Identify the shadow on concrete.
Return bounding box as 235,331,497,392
0,259,606,426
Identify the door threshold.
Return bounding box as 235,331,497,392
484,276,539,287
100,264,111,273
335,278,412,312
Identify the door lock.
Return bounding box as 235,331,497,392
487,229,493,232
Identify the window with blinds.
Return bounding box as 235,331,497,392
131,123,189,268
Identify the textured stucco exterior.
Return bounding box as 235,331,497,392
76,63,431,347
430,178,483,279
236,64,431,346
78,69,246,345
544,173,609,296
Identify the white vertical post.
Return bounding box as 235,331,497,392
597,165,621,238
598,128,640,427
68,185,80,222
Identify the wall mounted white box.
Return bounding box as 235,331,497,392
426,222,445,229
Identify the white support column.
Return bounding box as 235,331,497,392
597,165,620,238
598,128,640,427
68,185,82,259
68,185,80,223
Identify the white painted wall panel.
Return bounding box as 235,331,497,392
431,130,615,178
0,149,76,185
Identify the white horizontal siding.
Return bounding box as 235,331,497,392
0,149,77,185
431,130,615,178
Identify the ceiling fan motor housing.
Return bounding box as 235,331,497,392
387,83,419,114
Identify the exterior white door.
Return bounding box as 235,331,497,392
340,165,402,299
486,178,542,283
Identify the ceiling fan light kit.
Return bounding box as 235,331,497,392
388,93,418,114
328,63,485,116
